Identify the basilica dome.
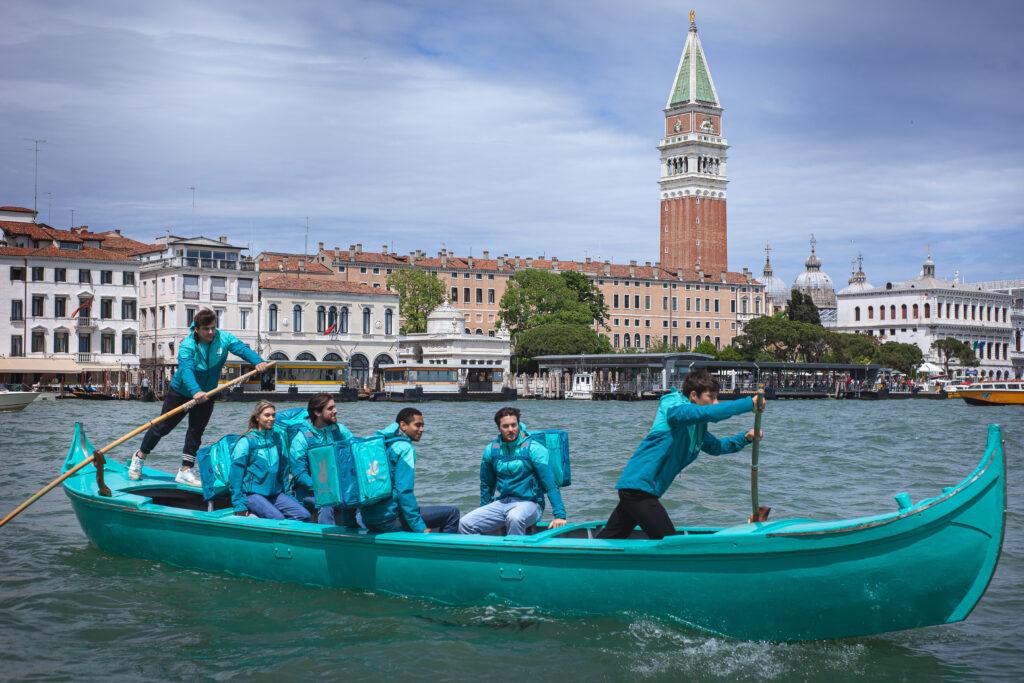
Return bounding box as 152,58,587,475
837,254,874,296
760,247,790,305
792,235,837,309
425,301,466,335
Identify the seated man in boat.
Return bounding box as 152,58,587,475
597,369,764,540
229,401,311,521
341,407,460,533
129,308,268,487
458,407,567,536
287,393,354,524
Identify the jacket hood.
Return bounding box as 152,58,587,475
376,421,407,440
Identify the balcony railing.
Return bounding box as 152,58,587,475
76,316,94,328
183,290,200,300
211,292,227,301
147,256,255,271
77,353,96,363
240,261,255,271
238,293,253,302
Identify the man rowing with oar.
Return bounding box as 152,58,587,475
596,369,765,540
129,308,268,487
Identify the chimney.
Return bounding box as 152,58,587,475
114,229,121,236
409,251,417,266
652,266,660,280
629,260,636,278
720,272,727,283
348,244,356,262
526,257,534,268
675,268,683,281
468,257,475,269
299,259,306,272
482,250,490,259
585,256,591,264
381,244,388,255
497,255,506,269
318,241,324,252
219,235,228,243
551,256,559,270
603,261,611,276
355,243,363,253
441,252,448,268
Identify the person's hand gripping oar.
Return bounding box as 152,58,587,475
748,386,770,523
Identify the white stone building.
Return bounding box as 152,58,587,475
966,279,1024,379
836,255,1015,379
398,302,511,371
0,206,145,382
136,235,259,377
792,236,837,326
258,272,399,387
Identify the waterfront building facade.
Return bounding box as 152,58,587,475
966,279,1024,379
836,255,1015,379
136,235,259,374
398,302,511,371
0,207,145,380
257,272,399,387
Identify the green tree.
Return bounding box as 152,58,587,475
385,269,445,334
733,314,802,361
497,269,593,337
827,332,877,364
693,339,719,357
560,271,609,328
931,337,980,376
787,289,821,325
874,342,924,376
514,323,612,367
716,346,745,362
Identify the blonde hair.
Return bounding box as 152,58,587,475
245,400,277,434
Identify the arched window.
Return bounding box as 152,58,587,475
465,328,471,334
924,303,930,318
362,308,371,334
268,304,278,332
373,354,393,373
623,334,631,347
268,351,289,361
323,352,342,361
297,351,316,361
755,298,761,315
634,333,641,347
705,335,712,343
890,305,896,320
867,306,874,319
901,304,907,320
476,328,483,335
854,306,861,322
340,307,349,333
880,306,885,320
293,304,302,332
384,308,394,335
741,298,748,314
912,304,918,319
350,353,369,387
328,306,337,327
317,306,326,333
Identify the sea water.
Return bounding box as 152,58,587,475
0,398,1020,681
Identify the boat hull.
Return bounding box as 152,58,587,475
62,425,1006,642
0,391,40,412
961,390,1024,406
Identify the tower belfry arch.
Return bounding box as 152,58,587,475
658,11,729,276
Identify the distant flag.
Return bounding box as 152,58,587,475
323,323,337,336
69,296,93,318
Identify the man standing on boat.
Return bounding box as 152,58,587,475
597,370,764,540
129,309,268,487
459,407,568,536
288,393,354,523
341,407,460,533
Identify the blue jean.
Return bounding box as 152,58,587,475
458,497,541,535
246,492,311,521
300,495,347,526
372,505,461,533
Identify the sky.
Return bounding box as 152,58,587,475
2,0,1022,286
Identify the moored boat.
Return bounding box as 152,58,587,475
0,389,40,413
60,423,1006,642
960,380,1024,406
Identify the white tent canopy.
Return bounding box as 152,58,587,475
917,362,945,375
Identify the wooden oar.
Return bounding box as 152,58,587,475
0,361,274,529
749,385,771,523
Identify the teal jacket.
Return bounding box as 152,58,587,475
170,324,263,397
228,430,289,512
287,419,354,500
358,423,426,532
616,391,754,497
480,427,567,519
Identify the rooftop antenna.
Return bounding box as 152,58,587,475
44,192,52,224
24,138,46,212
69,208,74,229
187,185,196,230
304,216,309,257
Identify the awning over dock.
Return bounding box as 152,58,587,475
0,358,83,374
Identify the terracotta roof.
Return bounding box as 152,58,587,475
91,230,152,253
0,245,136,262
0,206,36,213
259,273,395,296
318,247,761,287
258,252,334,274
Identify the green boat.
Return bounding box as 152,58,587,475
61,422,1006,642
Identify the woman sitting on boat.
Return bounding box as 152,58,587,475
229,401,311,521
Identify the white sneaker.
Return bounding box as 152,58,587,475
128,452,145,481
175,467,202,488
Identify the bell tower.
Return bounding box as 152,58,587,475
659,11,729,275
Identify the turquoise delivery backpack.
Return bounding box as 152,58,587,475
527,429,571,487
273,407,311,450
196,434,242,501
307,434,393,508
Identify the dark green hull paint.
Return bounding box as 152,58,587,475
62,424,1006,641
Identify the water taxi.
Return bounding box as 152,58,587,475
0,387,39,412
959,380,1024,406
566,372,594,399
373,363,512,401
219,360,350,399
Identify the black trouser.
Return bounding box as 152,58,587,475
596,489,676,540
139,388,216,466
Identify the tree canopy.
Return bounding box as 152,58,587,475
787,289,821,325
385,269,445,334
931,337,980,376
515,323,611,361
